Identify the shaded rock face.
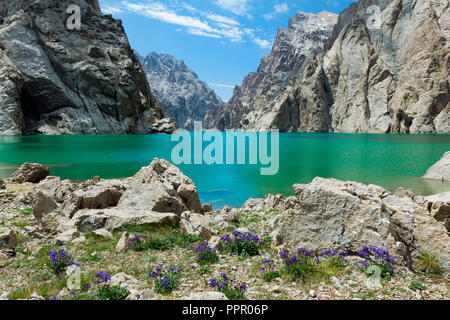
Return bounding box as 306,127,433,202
140,53,222,130
423,151,450,181
204,11,338,131
118,158,203,214
0,0,171,135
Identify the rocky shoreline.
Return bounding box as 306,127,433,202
0,159,449,300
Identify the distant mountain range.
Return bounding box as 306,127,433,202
139,52,222,130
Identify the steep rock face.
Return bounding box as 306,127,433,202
0,0,172,135
267,0,449,133
204,11,338,130
140,52,222,129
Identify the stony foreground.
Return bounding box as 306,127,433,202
0,159,449,300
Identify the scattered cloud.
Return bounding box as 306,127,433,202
209,83,236,88
206,14,240,26
214,0,252,17
263,2,289,20
104,1,271,49
102,4,123,14
252,38,271,49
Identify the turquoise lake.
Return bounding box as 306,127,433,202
1,133,450,209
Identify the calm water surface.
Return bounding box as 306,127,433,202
1,133,450,209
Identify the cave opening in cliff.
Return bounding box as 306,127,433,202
19,86,41,131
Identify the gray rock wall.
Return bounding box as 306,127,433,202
0,0,172,135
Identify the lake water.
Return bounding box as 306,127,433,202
1,133,450,209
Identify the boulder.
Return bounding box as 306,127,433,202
423,152,450,181
73,179,127,210
201,203,213,213
0,228,17,248
93,228,114,240
32,191,58,221
9,163,50,183
0,179,5,190
110,273,142,293
115,232,135,253
54,229,80,245
277,178,450,274
424,192,450,232
118,159,202,214
180,213,215,240
126,289,157,300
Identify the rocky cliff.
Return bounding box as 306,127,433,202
0,0,174,135
140,53,222,130
204,11,338,131
205,0,449,133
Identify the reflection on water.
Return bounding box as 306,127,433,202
1,133,450,209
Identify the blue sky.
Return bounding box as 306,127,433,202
98,0,355,101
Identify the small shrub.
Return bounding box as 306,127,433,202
220,230,264,256
95,285,129,300
209,272,246,300
358,245,397,280
279,248,318,282
149,265,183,295
409,280,426,292
16,208,33,216
8,287,32,300
416,252,442,275
194,242,219,265
132,234,198,252
259,259,280,282
48,249,77,275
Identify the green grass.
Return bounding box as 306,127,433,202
16,208,33,217
8,287,32,300
409,280,426,292
129,225,199,252
416,252,442,276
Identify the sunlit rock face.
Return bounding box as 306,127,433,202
140,52,222,130
0,0,173,135
204,11,338,131
206,0,449,133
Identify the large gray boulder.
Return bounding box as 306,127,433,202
71,208,179,232
118,158,203,214
0,0,171,135
423,152,450,181
9,163,50,183
277,178,450,274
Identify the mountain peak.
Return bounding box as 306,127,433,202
140,52,222,129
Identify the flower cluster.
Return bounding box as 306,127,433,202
48,249,76,275
260,259,275,272
94,271,111,284
148,264,183,295
193,242,219,265
209,272,246,300
260,259,280,282
220,230,264,256
359,245,397,279
317,249,349,264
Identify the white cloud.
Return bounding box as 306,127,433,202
263,2,289,20
102,5,123,15
274,3,289,14
210,83,235,88
214,0,251,17
252,38,271,49
122,2,217,34
207,14,240,26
